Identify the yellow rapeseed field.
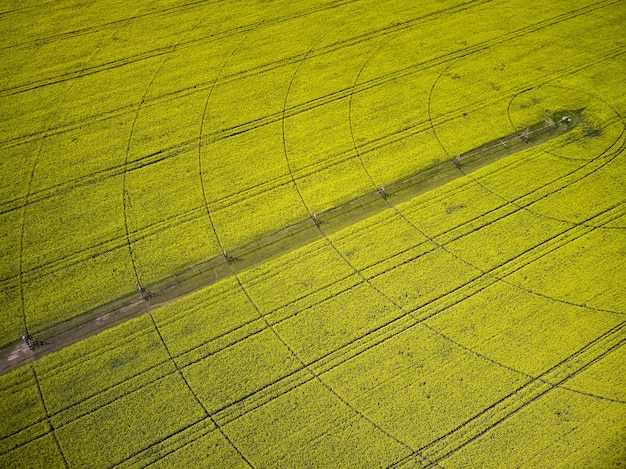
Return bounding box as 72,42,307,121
0,0,624,467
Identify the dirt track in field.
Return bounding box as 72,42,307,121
0,115,578,375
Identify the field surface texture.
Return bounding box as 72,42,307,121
0,0,625,467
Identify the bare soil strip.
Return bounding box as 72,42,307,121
0,112,580,375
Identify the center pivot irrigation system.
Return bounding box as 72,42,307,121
0,109,584,374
